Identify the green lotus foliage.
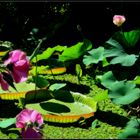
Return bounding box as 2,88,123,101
30,75,50,88
31,45,66,63
83,30,140,67
112,29,140,48
83,47,104,65
119,118,140,138
49,83,66,91
133,76,140,85
104,38,138,66
0,82,36,93
101,71,140,105
59,38,92,62
0,118,16,128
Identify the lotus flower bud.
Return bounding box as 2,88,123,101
113,15,126,27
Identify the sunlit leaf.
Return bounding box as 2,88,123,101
59,39,92,62
31,45,66,63
0,118,16,128
29,66,66,75
76,64,82,78
29,66,49,76
133,76,140,85
93,90,109,101
102,57,110,67
0,82,36,93
49,83,66,91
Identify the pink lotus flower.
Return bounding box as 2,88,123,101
113,15,126,27
4,50,30,83
16,109,43,139
0,74,9,90
16,109,43,129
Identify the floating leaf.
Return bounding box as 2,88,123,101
29,66,66,75
43,67,67,75
25,91,97,123
0,82,36,94
31,75,49,88
83,47,104,66
29,66,49,76
0,118,16,128
49,83,66,91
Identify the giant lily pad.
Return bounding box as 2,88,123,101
25,91,97,123
0,81,97,123
29,66,67,75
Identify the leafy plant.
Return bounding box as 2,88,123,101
31,45,66,63
59,38,92,62
83,29,140,67
0,118,16,128
119,118,140,138
100,71,140,105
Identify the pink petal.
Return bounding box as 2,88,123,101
12,69,28,83
16,109,43,129
10,50,26,63
0,74,9,90
16,121,25,129
30,110,43,125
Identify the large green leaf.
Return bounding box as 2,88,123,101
113,29,140,48
30,76,49,88
104,38,138,66
119,118,140,138
31,45,66,63
0,118,16,128
124,29,140,47
100,71,117,90
109,81,140,105
59,39,92,62
0,82,36,93
83,47,104,65
101,71,140,105
25,91,97,123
